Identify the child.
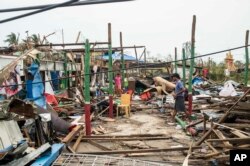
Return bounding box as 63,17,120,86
114,73,122,96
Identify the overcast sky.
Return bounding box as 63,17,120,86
0,0,250,62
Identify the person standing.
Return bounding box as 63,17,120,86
114,73,122,96
171,73,186,122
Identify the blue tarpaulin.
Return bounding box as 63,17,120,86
26,62,46,109
98,53,144,62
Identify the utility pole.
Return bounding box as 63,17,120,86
245,30,249,86
188,15,196,115
108,23,113,118
84,39,91,135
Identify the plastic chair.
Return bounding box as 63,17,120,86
116,94,131,118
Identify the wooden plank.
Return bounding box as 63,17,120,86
81,136,171,141
66,145,76,154
213,129,232,147
231,130,248,138
78,146,201,155
205,141,218,153
82,134,165,138
207,137,250,144
87,140,111,151
222,123,249,129
62,125,83,144
186,119,204,128
72,133,84,151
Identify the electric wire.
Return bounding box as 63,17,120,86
0,0,79,24
0,0,134,13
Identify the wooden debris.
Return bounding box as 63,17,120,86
87,140,111,151
62,125,83,144
79,146,202,155
8,143,51,166
98,116,115,122
72,133,84,151
81,136,171,141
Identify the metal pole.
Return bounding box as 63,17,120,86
108,23,113,118
84,39,91,135
182,48,186,87
188,15,196,115
175,47,177,73
120,32,125,88
245,30,249,86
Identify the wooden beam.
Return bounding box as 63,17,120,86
231,130,248,138
186,119,204,128
81,136,171,141
72,133,84,151
78,146,202,155
213,129,232,147
62,125,83,144
207,137,250,144
222,123,250,129
87,140,111,151
82,134,165,138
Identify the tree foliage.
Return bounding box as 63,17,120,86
4,32,19,46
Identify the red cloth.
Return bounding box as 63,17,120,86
45,93,58,106
140,91,151,101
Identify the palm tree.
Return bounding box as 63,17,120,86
4,32,19,46
31,34,40,44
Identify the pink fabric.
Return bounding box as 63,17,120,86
115,76,121,87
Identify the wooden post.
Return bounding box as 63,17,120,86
84,39,91,135
182,48,186,87
108,23,113,118
134,45,139,75
120,32,125,88
63,52,68,89
188,15,196,115
175,47,177,73
245,30,249,86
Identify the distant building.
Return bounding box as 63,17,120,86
225,51,237,72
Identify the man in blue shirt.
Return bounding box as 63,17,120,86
172,73,186,122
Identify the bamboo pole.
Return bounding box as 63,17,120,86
245,30,249,86
188,15,196,115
